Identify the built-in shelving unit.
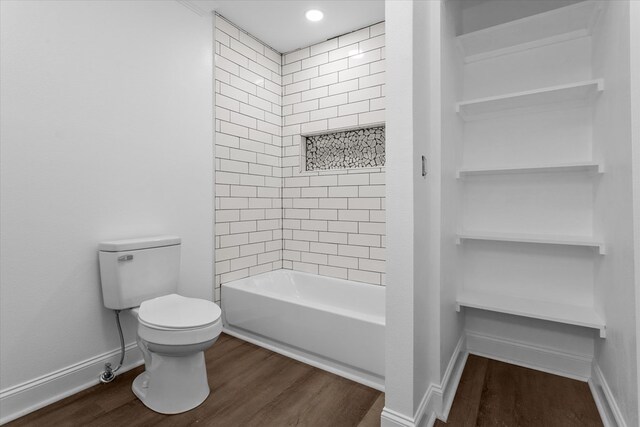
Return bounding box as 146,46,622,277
456,79,603,121
456,0,603,63
456,290,606,338
456,161,603,178
456,231,606,254
451,2,607,337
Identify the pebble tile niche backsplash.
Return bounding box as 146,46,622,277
305,126,385,171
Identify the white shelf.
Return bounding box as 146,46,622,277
456,231,606,255
456,161,603,178
456,79,603,121
456,290,606,338
456,1,604,63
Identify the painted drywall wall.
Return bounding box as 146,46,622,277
631,0,640,414
213,15,283,303
460,0,583,34
383,1,441,424
592,2,639,425
0,0,213,410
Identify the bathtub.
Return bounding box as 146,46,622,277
221,269,385,390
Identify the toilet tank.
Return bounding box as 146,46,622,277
98,236,181,310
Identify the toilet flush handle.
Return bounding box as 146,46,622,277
118,254,134,262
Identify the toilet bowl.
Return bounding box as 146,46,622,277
130,294,222,414
98,236,222,415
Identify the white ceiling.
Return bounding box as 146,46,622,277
186,0,385,53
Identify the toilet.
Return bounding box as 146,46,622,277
98,235,221,414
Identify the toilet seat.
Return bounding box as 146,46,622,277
133,294,222,346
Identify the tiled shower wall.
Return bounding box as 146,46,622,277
214,19,386,299
281,23,386,285
214,16,282,302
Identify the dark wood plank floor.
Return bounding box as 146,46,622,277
8,340,605,427
435,354,603,427
9,334,383,427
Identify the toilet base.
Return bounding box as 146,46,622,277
132,350,210,414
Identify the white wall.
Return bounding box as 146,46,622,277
0,0,213,418
592,2,639,425
460,0,583,34
631,0,640,415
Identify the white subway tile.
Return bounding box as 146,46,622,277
221,45,249,67
285,239,309,252
249,230,272,243
348,49,381,68
310,38,339,56
216,171,240,185
349,233,380,247
293,99,319,114
301,53,328,70
310,106,338,121
328,221,358,234
359,72,385,89
220,233,249,247
349,86,381,103
250,263,273,276
338,101,370,116
221,268,249,283
301,187,328,198
338,64,370,82
301,86,329,102
282,250,301,262
359,185,385,197
359,110,385,125
230,255,258,271
284,47,310,64
370,97,385,111
319,198,348,209
240,242,265,257
257,219,280,230
348,269,380,284
282,124,301,136
240,173,265,186
229,38,257,61
360,34,385,52
370,59,385,74
338,244,369,258
319,58,349,75
338,174,369,185
370,22,385,37
284,208,310,219
329,43,359,62
285,176,309,187
293,198,319,209
301,252,328,265
328,186,358,197
310,242,338,255
310,175,337,186
292,262,318,274
215,55,240,76
319,265,348,280
282,61,301,75
318,232,348,244
349,197,381,210
310,73,339,89
220,159,249,174
283,93,302,105
300,220,328,231
240,209,265,221
338,27,369,47
328,114,359,129
229,148,257,163
328,80,359,96
293,66,319,83
328,254,359,269
248,198,272,209
301,120,328,134
359,222,386,235
319,93,348,109
370,247,386,260
258,250,280,264
283,219,301,229
310,209,338,220
230,185,257,198
216,246,240,261
217,94,241,112
220,83,249,104
293,230,319,241
369,210,386,222
338,209,369,221
216,18,240,39
216,209,240,222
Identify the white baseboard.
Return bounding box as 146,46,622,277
382,334,467,427
589,363,628,427
466,330,593,381
0,342,143,425
223,326,384,392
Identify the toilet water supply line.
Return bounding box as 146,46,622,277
99,310,125,384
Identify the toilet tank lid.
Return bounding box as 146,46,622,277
98,235,181,252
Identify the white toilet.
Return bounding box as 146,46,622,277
98,235,222,414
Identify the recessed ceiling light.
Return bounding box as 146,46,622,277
305,9,324,22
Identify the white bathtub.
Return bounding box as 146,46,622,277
221,269,385,390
